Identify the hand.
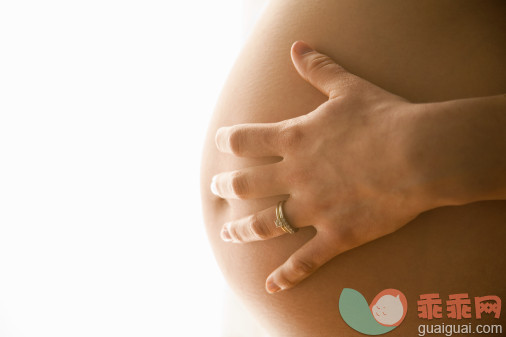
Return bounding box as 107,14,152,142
211,41,431,293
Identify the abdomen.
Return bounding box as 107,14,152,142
200,0,506,335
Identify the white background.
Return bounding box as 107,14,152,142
0,1,245,336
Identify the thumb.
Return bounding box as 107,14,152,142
291,40,360,98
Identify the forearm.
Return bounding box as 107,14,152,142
404,94,506,208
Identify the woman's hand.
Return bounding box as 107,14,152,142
210,41,434,293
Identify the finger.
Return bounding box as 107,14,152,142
210,163,287,200
265,234,340,293
215,123,281,157
220,198,308,243
291,40,362,99
215,119,304,157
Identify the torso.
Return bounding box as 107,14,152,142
200,1,506,336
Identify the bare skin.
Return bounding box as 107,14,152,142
200,0,506,336
211,41,506,293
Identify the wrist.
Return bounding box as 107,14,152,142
398,96,506,210
388,103,448,214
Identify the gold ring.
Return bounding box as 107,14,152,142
275,200,298,234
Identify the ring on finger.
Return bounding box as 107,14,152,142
275,200,298,234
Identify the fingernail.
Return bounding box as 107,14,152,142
266,277,281,294
210,175,221,197
215,127,227,152
293,41,313,55
221,225,232,242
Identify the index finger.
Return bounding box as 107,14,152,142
216,113,310,158
215,122,283,157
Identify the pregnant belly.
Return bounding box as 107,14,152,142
201,0,506,335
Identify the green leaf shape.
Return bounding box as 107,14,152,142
339,288,396,335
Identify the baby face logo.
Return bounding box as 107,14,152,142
339,288,408,335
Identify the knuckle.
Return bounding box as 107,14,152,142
278,124,304,150
301,186,333,212
230,171,249,199
227,126,244,155
286,167,312,186
336,225,360,248
227,225,241,242
289,257,315,277
307,55,336,74
249,214,269,240
312,199,334,213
